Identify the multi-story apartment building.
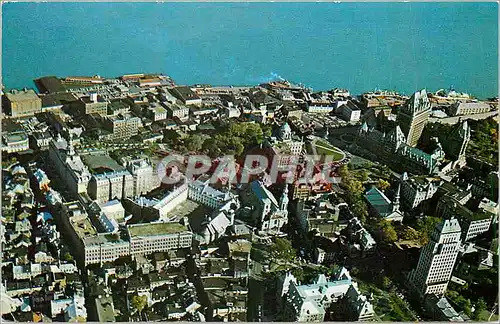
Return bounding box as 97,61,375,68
408,217,461,297
88,170,134,203
397,89,431,147
3,88,42,117
400,172,443,209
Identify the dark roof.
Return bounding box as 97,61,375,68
171,87,200,102
34,76,64,94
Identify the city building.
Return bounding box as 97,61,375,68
408,217,461,297
280,268,374,322
164,102,190,121
170,86,202,106
448,102,491,116
424,294,465,321
146,102,168,121
264,122,304,170
3,89,42,117
397,89,431,147
122,157,156,197
188,177,235,209
127,221,193,256
400,172,443,209
240,181,289,234
102,114,141,141
48,135,91,194
76,93,108,115
437,193,495,242
355,123,445,175
440,120,471,161
88,170,134,203
339,101,362,122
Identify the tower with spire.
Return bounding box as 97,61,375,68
397,89,431,147
279,184,289,211
392,184,401,213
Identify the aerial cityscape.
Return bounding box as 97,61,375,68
1,2,498,323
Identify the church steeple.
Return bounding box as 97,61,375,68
280,184,289,211
393,184,401,212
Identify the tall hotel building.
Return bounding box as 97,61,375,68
397,89,431,147
408,217,461,297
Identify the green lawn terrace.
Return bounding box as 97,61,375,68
306,137,348,164
127,221,188,237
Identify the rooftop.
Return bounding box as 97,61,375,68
4,89,40,102
128,221,188,237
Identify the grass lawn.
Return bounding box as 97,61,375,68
314,139,345,162
478,310,499,322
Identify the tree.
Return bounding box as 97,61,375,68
401,227,420,241
378,179,390,191
381,276,392,290
63,252,74,262
416,216,442,245
184,134,204,152
131,294,147,314
473,298,487,320
270,238,296,263
377,219,398,243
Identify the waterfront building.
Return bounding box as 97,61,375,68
408,217,461,297
3,88,42,117
76,93,108,115
169,86,202,106
397,89,431,147
400,172,443,209
64,76,103,84
364,185,403,222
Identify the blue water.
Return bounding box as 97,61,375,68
2,2,498,98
